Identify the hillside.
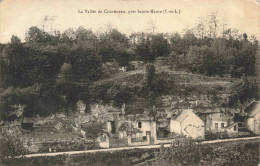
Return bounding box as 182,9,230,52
92,63,240,115
0,23,258,120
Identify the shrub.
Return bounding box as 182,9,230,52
0,133,26,159
205,131,230,140
152,137,259,166
205,131,218,140
154,135,215,166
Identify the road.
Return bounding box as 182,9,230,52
20,136,260,158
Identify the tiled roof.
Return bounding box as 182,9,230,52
245,101,260,117
172,109,193,123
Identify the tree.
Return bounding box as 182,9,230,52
195,17,207,38
134,33,154,62
106,84,132,107
169,32,183,54
1,40,27,87
144,63,155,88
146,20,157,33
208,38,232,76
207,11,219,38
150,34,169,58
25,26,45,43
81,122,103,140
229,76,258,107
60,28,76,43
10,35,21,45
75,26,97,45
231,39,257,77
98,28,130,64
186,45,210,74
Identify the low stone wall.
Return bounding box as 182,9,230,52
154,136,174,145
23,138,98,153
128,136,150,146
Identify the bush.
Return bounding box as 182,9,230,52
154,135,215,166
205,131,230,140
205,131,218,140
0,133,26,158
152,137,259,166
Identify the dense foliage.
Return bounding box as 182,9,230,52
0,133,26,159
152,137,259,166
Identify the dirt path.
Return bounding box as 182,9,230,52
20,136,260,158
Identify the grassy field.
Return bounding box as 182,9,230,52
95,65,238,88
1,139,258,166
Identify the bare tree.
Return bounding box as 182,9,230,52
207,10,219,38
146,20,157,33
220,13,228,38
41,15,57,33
195,17,207,38
104,23,114,35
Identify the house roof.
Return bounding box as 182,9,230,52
208,112,232,121
171,109,201,123
245,101,260,117
224,122,238,129
136,114,154,121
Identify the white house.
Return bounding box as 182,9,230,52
134,118,156,139
244,101,260,135
170,109,205,139
210,112,232,132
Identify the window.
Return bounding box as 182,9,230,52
215,123,218,130
234,125,237,131
138,122,142,128
221,123,224,128
101,134,107,142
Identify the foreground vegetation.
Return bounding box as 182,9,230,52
1,138,259,166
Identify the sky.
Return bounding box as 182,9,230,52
0,0,259,43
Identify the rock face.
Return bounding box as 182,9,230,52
160,94,236,114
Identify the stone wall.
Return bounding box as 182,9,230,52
128,136,150,146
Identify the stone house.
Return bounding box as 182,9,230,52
170,109,204,139
199,112,233,132
133,115,157,141
244,101,260,135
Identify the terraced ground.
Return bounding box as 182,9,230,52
94,65,239,92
